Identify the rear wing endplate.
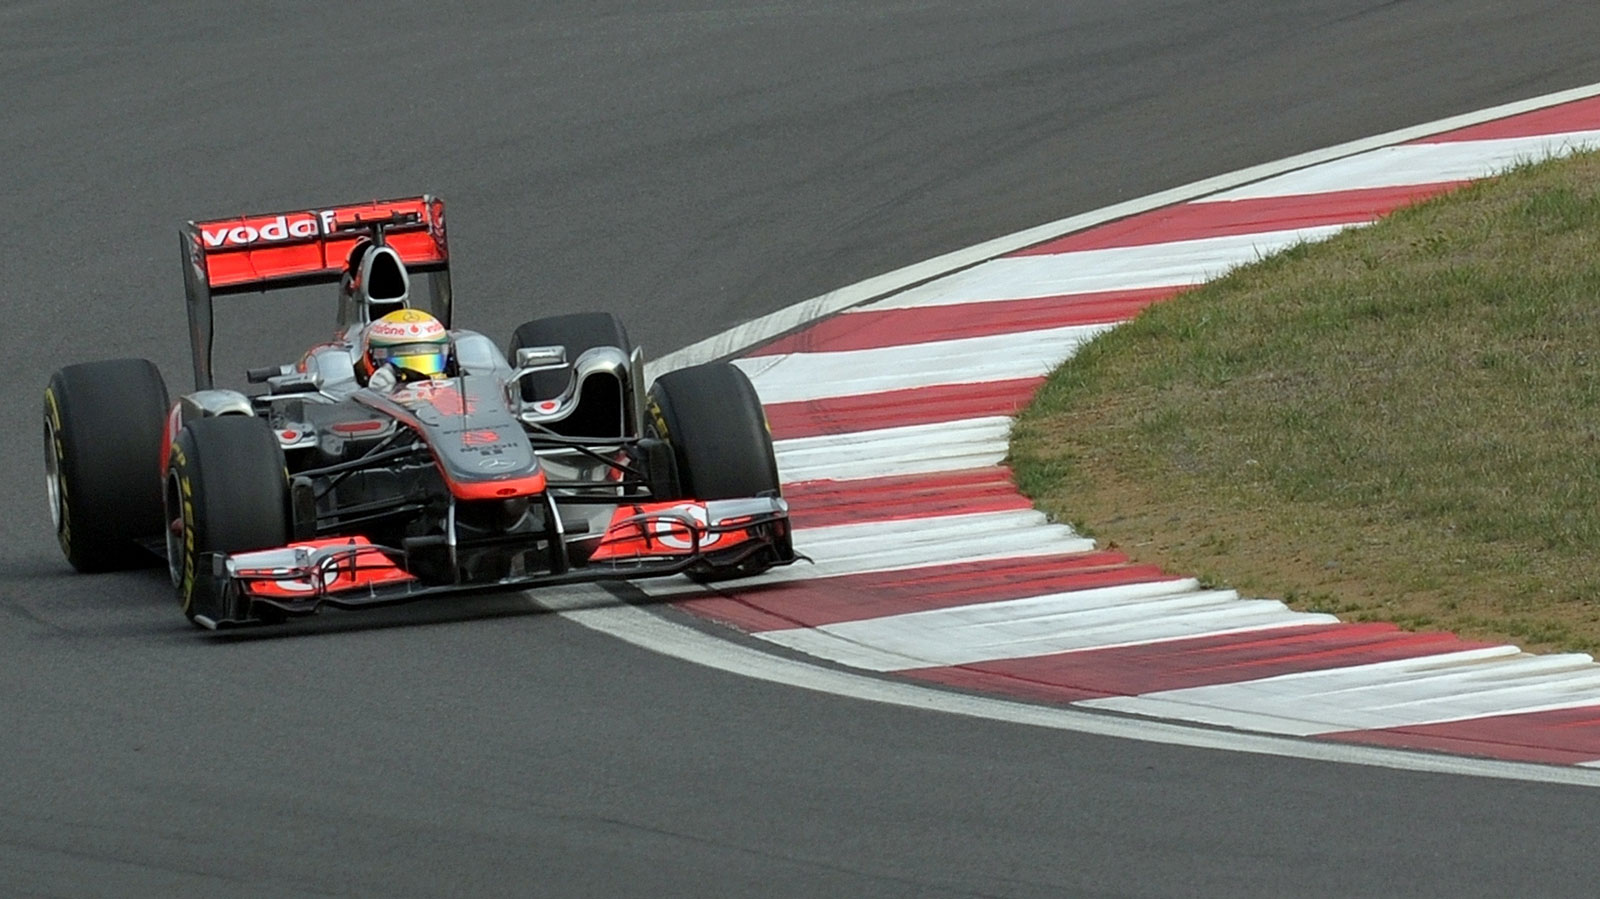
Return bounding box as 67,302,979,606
181,196,451,390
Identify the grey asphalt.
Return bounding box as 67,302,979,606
6,2,1600,896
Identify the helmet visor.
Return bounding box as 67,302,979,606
374,343,448,378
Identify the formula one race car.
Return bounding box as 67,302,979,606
43,196,793,628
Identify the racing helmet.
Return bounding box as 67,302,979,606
361,309,452,382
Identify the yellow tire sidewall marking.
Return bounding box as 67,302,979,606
44,387,71,554
169,443,199,614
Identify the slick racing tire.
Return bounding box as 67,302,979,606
507,312,632,403
43,358,169,572
646,362,787,578
646,362,781,501
165,415,290,627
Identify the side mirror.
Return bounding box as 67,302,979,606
508,345,573,406
515,345,567,370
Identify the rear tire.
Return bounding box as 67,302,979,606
43,359,169,572
507,312,631,402
165,416,290,626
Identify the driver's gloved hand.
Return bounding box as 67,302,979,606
367,364,398,392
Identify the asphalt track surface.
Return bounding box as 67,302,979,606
6,3,1600,897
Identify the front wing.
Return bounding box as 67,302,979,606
197,498,793,629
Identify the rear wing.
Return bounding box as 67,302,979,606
181,196,452,390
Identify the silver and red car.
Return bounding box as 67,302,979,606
43,196,793,628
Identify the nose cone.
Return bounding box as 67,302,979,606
356,245,411,308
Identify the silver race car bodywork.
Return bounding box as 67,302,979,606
44,196,794,629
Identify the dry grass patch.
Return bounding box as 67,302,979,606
1010,150,1600,654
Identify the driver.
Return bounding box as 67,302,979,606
358,309,454,388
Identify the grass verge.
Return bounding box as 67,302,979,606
1009,149,1600,654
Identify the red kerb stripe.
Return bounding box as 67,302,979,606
766,378,1043,440
676,552,1174,632
1322,706,1600,766
902,622,1495,702
1010,184,1465,255
750,287,1176,356
785,468,1033,529
1414,95,1600,143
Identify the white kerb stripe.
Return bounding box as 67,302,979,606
754,580,1337,671
1205,131,1600,202
1079,648,1600,736
635,510,1095,597
858,225,1354,311
735,324,1113,405
776,417,1013,483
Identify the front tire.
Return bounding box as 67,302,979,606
646,362,781,501
43,359,169,572
646,363,788,578
165,416,290,626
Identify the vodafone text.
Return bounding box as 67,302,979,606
200,211,338,249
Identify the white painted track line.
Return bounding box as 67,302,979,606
551,587,1600,788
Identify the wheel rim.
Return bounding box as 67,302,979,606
42,414,63,533
165,471,185,588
